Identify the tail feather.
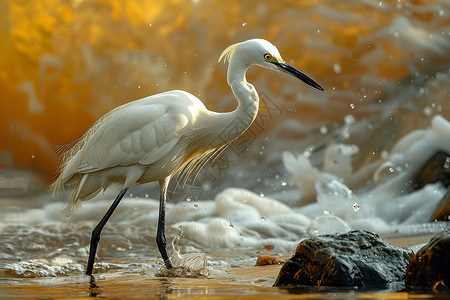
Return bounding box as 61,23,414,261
50,171,96,218
48,176,65,196
61,173,105,218
75,174,88,200
60,173,88,218
50,137,90,218
61,187,83,218
61,186,103,218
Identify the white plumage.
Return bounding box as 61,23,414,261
52,91,213,215
50,38,324,275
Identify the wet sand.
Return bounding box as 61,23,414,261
384,234,434,248
1,234,436,299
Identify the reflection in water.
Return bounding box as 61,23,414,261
89,275,100,297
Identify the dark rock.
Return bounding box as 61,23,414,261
274,230,413,288
430,186,450,222
405,230,450,290
414,151,450,190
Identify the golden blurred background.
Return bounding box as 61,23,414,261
0,0,449,186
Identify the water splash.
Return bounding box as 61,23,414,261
306,215,351,236
155,226,208,277
316,178,354,218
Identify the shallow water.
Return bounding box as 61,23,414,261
1,0,450,298
3,270,450,299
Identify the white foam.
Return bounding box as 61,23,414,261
6,257,84,277
282,143,359,206
371,115,450,198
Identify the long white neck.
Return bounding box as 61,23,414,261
197,57,260,149
225,58,260,137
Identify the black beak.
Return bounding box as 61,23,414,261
273,62,325,92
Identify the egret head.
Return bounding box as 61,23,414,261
219,39,324,91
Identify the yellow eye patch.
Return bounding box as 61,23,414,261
264,53,283,63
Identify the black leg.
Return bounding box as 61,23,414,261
86,188,128,275
156,178,172,269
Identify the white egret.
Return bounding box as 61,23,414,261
50,38,324,275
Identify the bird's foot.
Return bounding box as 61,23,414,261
164,259,173,269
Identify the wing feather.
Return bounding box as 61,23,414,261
56,91,197,186
81,103,189,171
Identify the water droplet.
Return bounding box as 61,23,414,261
444,157,450,169
145,193,149,198
344,114,355,124
341,129,350,139
317,29,320,33
31,155,35,159
261,216,266,222
333,63,342,74
149,23,152,27
186,196,192,202
323,210,330,215
374,164,402,183
259,192,265,198
320,125,328,135
242,22,247,26
281,180,287,186
304,147,313,157
423,106,432,116
353,202,360,211
193,203,198,209
349,103,355,109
